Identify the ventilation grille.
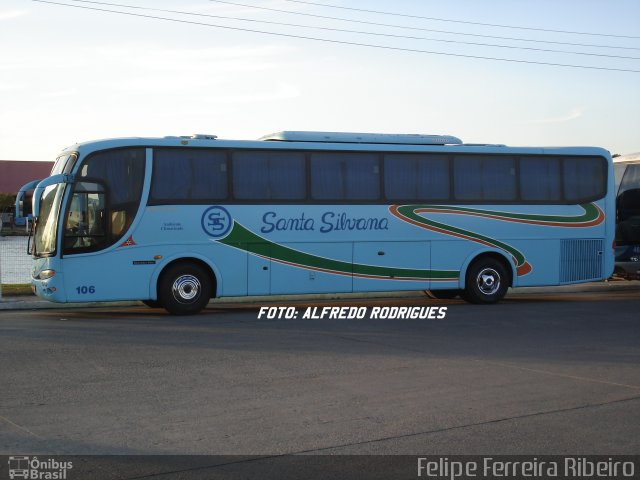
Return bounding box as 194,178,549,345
560,239,604,283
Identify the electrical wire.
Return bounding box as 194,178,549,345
281,0,640,39
32,0,640,73
209,0,640,51
60,0,640,60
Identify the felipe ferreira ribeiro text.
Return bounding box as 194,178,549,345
417,457,635,479
258,306,447,320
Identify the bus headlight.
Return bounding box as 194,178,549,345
38,269,56,279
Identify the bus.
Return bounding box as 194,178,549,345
613,153,640,279
1,202,31,230
23,131,615,314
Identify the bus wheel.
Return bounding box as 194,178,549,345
426,289,461,299
158,263,212,315
463,258,509,304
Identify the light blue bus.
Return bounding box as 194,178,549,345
22,131,614,314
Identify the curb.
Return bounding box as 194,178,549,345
0,281,638,311
0,298,140,311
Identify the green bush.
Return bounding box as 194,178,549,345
0,193,16,210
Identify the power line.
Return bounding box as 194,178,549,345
282,0,640,39
32,0,640,73
209,0,640,51
62,0,640,60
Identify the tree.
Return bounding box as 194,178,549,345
0,193,16,210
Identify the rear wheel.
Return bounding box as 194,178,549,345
463,257,509,304
158,263,212,315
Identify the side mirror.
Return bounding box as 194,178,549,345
32,174,74,219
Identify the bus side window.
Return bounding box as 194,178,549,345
78,148,145,245
64,184,107,252
520,157,561,202
563,157,606,202
453,155,516,201
310,152,379,200
383,154,449,201
152,149,228,202
232,150,306,200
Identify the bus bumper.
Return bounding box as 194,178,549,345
31,274,67,303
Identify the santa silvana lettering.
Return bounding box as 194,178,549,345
320,212,389,233
261,211,389,234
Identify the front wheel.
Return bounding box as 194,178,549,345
463,258,509,304
158,263,213,315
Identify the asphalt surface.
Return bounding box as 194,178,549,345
1,288,639,462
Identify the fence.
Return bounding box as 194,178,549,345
0,229,32,286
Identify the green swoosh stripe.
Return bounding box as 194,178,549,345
412,203,603,225
218,222,458,281
394,205,528,267
390,203,604,276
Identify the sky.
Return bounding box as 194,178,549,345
1,0,639,161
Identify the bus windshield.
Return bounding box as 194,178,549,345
616,163,640,246
34,183,65,256
51,153,77,175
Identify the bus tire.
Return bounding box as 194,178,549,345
463,257,509,304
158,262,212,315
427,289,461,299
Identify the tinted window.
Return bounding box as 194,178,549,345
563,157,606,201
63,182,107,253
454,155,516,201
78,148,145,244
384,154,449,200
81,148,145,206
614,164,627,192
51,153,77,175
619,163,640,195
616,164,640,244
520,157,562,201
152,149,227,201
233,151,305,200
311,152,379,200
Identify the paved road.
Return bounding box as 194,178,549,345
1,290,639,458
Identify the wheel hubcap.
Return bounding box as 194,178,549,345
172,275,201,303
476,268,500,295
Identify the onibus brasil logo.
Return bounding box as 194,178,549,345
7,456,72,479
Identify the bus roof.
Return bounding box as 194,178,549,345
613,152,640,164
59,132,612,159
258,131,463,145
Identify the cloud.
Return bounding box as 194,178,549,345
0,83,24,92
204,83,300,104
527,108,585,124
0,10,28,21
40,89,78,98
93,44,295,62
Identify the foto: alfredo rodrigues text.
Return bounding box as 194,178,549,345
257,305,447,320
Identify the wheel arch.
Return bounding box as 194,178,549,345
459,249,516,289
149,254,219,300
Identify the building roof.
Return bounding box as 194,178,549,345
0,161,53,194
